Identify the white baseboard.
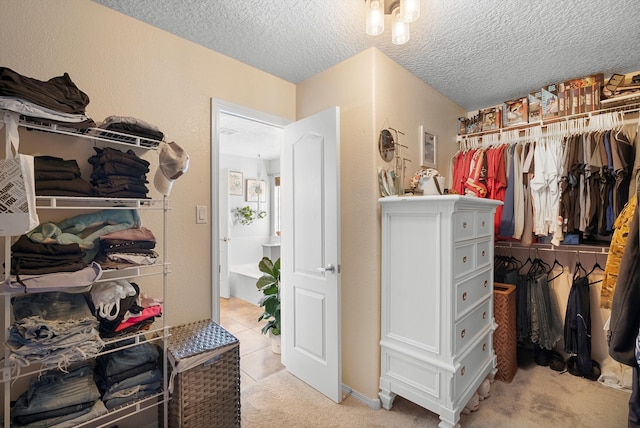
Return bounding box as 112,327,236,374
342,383,381,409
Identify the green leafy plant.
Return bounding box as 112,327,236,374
256,256,280,336
233,205,266,225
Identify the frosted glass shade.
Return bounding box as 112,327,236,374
400,0,420,23
391,7,410,44
365,0,384,36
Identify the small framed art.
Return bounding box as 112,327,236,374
246,179,266,202
420,126,437,168
229,171,243,196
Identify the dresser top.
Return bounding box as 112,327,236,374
379,194,503,209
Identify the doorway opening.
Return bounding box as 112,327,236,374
210,99,290,387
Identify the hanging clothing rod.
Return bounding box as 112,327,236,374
495,241,609,256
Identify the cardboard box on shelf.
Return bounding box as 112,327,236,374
502,97,529,127
528,90,542,122
541,83,559,120
458,117,467,135
480,106,501,132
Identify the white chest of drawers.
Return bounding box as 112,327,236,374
379,195,502,428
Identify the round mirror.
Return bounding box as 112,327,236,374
379,129,395,162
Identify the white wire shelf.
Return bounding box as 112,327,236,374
18,118,162,149
35,196,167,210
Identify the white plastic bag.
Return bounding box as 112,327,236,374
0,112,39,236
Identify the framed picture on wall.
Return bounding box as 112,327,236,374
420,126,437,168
229,171,243,196
246,179,266,202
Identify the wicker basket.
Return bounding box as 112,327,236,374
167,319,240,428
493,283,517,382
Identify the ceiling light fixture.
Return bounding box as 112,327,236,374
365,0,420,45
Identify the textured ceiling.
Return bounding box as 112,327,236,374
92,0,640,112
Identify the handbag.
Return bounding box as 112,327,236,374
0,111,39,236
416,168,445,195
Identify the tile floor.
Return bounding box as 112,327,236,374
219,296,284,391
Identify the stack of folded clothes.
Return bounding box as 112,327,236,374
93,115,164,147
11,234,87,277
34,155,96,197
95,340,163,409
10,362,107,428
88,146,150,198
0,66,95,129
26,209,142,263
96,226,159,269
7,292,104,370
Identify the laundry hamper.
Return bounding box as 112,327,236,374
166,319,240,428
493,283,517,382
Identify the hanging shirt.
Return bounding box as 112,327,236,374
512,143,525,239
530,140,549,236
499,144,516,238
601,195,637,309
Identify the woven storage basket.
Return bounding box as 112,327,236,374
493,283,517,382
167,319,240,428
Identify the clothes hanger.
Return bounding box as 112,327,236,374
528,248,550,276
573,250,588,280
586,255,605,285
547,249,565,282
519,248,534,274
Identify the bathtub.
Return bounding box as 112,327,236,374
229,263,263,306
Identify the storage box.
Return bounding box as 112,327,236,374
167,319,240,428
528,90,542,122
541,83,559,120
480,106,501,132
502,97,529,127
493,283,517,382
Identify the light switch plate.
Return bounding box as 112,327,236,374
196,205,207,224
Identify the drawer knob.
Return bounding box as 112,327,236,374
461,329,466,338
482,221,485,227
482,311,486,320
463,256,467,263
461,366,465,376
462,292,467,301
484,280,488,288
482,343,487,352
481,250,486,257
463,222,467,228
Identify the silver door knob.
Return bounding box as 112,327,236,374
317,264,335,273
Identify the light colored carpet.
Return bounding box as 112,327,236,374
241,362,630,427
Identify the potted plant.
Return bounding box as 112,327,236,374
232,205,266,225
256,256,281,353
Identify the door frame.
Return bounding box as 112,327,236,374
210,98,292,322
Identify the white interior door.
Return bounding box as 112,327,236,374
219,168,230,299
281,107,341,403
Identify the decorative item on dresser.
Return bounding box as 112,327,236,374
379,195,502,428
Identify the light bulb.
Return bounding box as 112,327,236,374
391,7,410,45
400,0,420,23
366,0,384,36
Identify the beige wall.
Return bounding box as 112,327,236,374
0,0,296,328
297,48,465,400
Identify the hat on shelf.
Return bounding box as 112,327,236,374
154,141,190,196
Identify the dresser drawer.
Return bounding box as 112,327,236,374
476,239,492,269
453,212,474,241
454,332,492,398
454,298,491,355
453,243,475,278
476,212,493,237
455,269,492,318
